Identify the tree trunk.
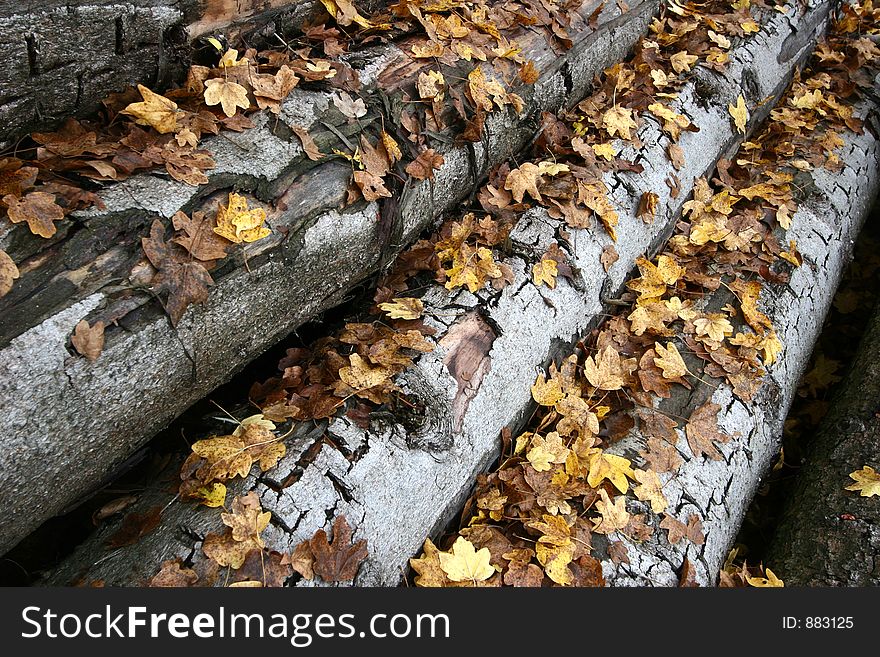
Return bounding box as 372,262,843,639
39,1,847,586
766,302,880,585
0,0,659,555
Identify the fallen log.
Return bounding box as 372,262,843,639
765,301,880,586
40,1,835,586
0,0,659,555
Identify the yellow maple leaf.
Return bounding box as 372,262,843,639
191,483,227,508
532,258,558,288
527,432,570,472
444,244,502,292
213,192,271,243
339,353,392,391
381,131,402,163
584,345,635,390
592,489,630,534
121,84,180,134
670,51,698,74
438,537,495,583
587,450,635,493
378,297,424,320
654,342,688,379
536,541,575,585
845,466,880,497
592,143,618,160
603,105,638,140
729,94,749,135
319,0,377,29
410,538,450,587
694,313,734,342
633,469,668,513
531,374,565,406
417,70,445,102
747,568,784,587
204,78,250,117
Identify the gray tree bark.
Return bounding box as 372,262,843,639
766,302,880,585
39,1,850,586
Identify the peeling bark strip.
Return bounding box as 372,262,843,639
0,0,659,556
767,302,880,586
42,2,836,586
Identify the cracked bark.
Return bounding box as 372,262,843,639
38,2,844,586
765,301,880,585
0,0,660,555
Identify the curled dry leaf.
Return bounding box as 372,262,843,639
121,84,179,134
291,126,324,161
71,319,105,362
353,170,392,201
213,192,271,243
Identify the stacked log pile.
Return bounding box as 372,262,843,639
35,0,880,587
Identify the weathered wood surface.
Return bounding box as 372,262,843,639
0,0,659,555
41,2,837,585
766,301,880,586
0,1,354,145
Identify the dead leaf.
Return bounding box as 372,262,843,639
378,297,424,320
309,516,368,582
71,319,105,361
213,192,271,243
172,210,229,261
149,559,198,587
0,249,19,298
353,170,393,201
439,536,495,584
121,85,179,134
292,126,324,161
405,149,445,180
845,466,880,497
685,402,731,461
142,219,213,326
204,79,250,117
729,95,749,134
106,506,163,548
3,191,65,238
